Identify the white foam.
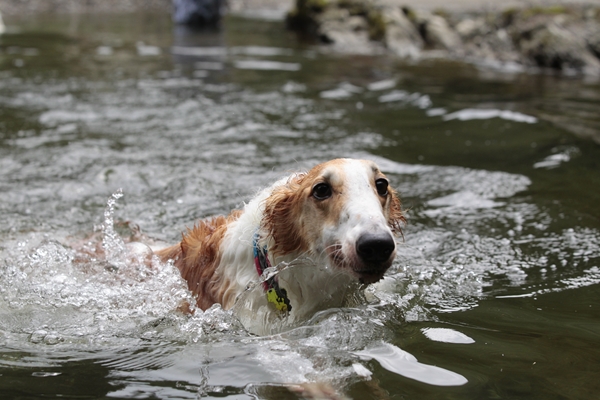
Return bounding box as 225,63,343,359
367,79,397,91
171,46,228,57
534,147,580,169
354,342,468,386
231,46,293,57
427,191,504,209
443,108,537,124
96,46,113,56
320,88,353,99
281,81,307,93
378,90,409,102
426,107,447,117
234,60,300,71
136,42,161,57
422,328,475,344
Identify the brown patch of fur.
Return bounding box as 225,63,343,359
156,210,242,310
262,160,349,257
262,173,311,257
388,188,406,235
367,160,405,235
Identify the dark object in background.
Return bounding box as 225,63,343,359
173,0,223,26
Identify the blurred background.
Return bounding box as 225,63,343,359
0,1,599,399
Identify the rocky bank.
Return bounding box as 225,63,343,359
2,0,599,76
287,0,600,76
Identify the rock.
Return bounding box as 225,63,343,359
510,11,600,75
588,31,600,59
0,9,5,35
317,3,377,53
287,0,600,76
404,9,462,51
173,0,223,26
455,17,488,38
520,22,599,73
461,19,520,69
586,9,600,49
288,0,389,54
424,14,463,51
381,7,423,58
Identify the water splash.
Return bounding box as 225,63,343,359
0,25,599,397
421,327,475,344
101,188,127,270
354,342,468,386
442,108,537,124
0,190,246,353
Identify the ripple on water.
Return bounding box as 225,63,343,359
0,155,599,390
1,68,600,396
0,189,472,393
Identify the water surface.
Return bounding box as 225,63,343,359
1,13,600,399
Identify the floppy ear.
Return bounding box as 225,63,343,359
262,174,309,256
388,188,406,235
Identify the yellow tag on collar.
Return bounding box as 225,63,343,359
267,288,290,312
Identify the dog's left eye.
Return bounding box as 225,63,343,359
375,178,389,196
312,183,333,200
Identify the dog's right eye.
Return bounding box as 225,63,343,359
312,183,332,200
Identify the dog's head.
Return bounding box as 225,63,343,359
263,159,404,284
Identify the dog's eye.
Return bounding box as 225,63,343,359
375,178,389,196
312,183,332,200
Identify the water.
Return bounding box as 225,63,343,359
1,12,600,399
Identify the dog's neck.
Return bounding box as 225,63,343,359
231,244,355,335
252,231,292,313
216,183,355,334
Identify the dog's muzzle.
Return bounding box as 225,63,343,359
354,232,396,283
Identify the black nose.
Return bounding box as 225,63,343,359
356,232,395,264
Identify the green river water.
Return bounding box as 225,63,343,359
0,12,599,400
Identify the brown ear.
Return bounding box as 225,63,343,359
388,189,406,235
261,174,309,256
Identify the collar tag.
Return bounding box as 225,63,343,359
253,232,292,313
267,287,291,312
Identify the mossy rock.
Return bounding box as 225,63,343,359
298,0,330,12
401,6,418,24
367,10,386,40
521,5,570,19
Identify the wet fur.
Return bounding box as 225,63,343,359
157,211,242,310
156,159,405,327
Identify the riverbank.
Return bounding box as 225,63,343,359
287,0,600,76
0,0,595,15
2,0,599,77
